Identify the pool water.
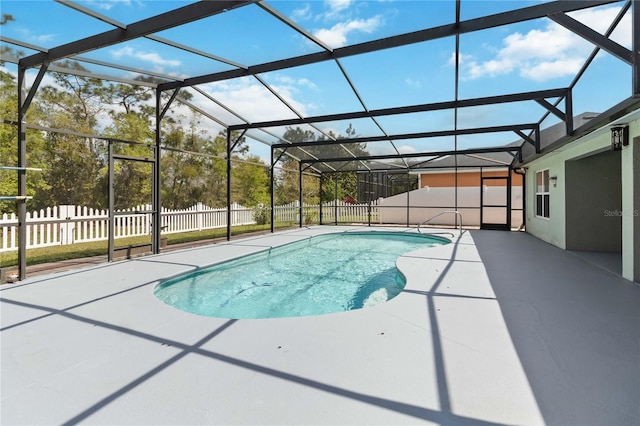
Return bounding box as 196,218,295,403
153,231,448,319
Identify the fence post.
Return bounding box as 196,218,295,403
196,202,203,231
146,204,152,235
231,202,237,227
58,205,75,245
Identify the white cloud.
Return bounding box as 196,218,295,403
405,78,421,88
397,145,417,154
569,6,632,48
198,78,309,123
324,0,354,19
291,3,312,21
85,0,145,11
33,34,56,44
456,5,630,82
313,15,383,48
15,28,57,47
86,0,130,11
520,57,586,82
271,75,318,90
111,46,181,71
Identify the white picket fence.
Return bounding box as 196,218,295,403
0,200,378,252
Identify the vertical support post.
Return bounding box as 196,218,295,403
367,172,372,227
454,161,459,229
319,173,324,225
152,88,162,254
454,0,461,231
226,130,232,241
334,173,338,225
507,168,513,230
521,169,526,228
565,89,574,135
298,161,303,227
633,0,640,96
479,167,484,227
108,140,115,261
406,172,410,227
270,146,275,233
14,60,48,280
16,67,27,280
385,174,389,198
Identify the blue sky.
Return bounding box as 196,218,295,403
1,0,634,160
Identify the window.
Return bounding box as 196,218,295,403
536,169,550,218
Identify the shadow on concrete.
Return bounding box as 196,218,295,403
471,230,640,425
1,296,503,426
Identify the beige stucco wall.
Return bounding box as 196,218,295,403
378,186,523,227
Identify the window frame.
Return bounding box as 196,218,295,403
535,169,550,219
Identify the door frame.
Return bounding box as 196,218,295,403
480,172,512,231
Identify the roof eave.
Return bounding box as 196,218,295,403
516,96,640,166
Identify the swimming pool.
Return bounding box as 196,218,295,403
153,231,449,319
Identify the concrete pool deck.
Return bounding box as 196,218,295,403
1,226,638,425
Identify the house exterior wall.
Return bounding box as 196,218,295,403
634,137,640,282
525,114,639,282
623,135,640,282
524,153,569,249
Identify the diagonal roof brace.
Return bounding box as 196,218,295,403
272,146,289,167
230,129,248,153
548,12,633,65
158,88,181,121
20,0,257,69
536,98,566,121
514,129,537,150
20,62,49,114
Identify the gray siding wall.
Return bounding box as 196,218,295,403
565,150,622,252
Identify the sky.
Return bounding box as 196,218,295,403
0,0,634,161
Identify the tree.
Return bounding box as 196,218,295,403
160,118,207,209
0,15,17,64
232,155,270,207
0,70,48,213
35,61,107,207
0,16,47,212
99,112,155,209
276,125,367,204
196,129,253,208
315,124,367,203
275,127,317,204
1,14,14,25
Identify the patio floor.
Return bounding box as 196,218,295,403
1,227,638,425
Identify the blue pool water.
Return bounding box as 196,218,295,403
153,231,449,319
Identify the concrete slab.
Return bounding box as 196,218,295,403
569,250,623,276
1,226,638,425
